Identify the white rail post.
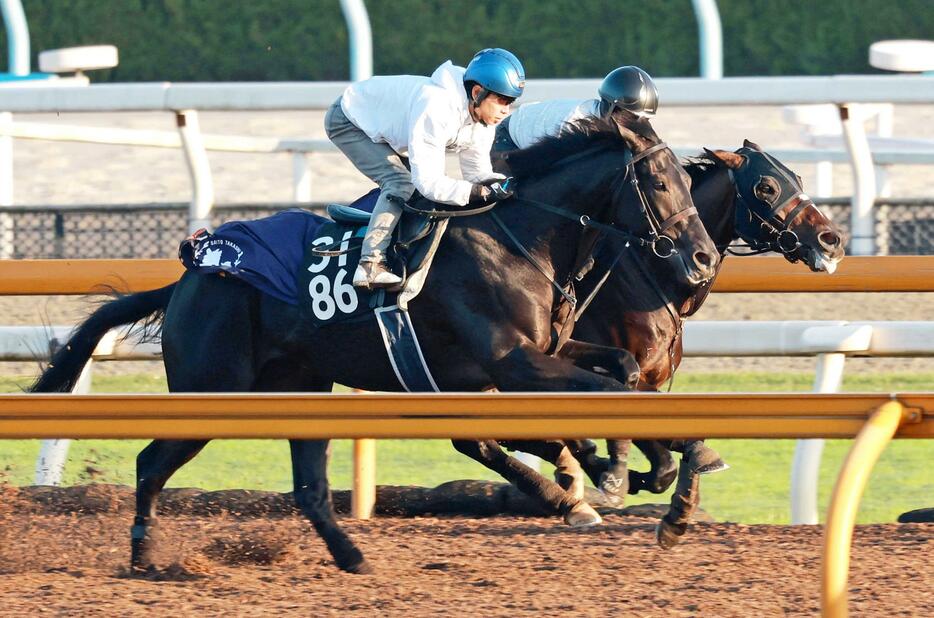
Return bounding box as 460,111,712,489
34,359,93,485
292,152,312,203
0,111,12,258
790,352,846,524
839,104,877,256
339,0,373,82
815,161,834,198
691,0,723,79
1,0,30,76
175,110,215,233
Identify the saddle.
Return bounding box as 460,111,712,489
326,194,442,290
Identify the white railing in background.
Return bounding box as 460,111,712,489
4,76,934,111
2,75,933,247
13,318,933,524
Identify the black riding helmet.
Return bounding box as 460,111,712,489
598,66,659,119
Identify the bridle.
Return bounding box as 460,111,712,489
726,148,818,261
506,141,697,260
489,139,700,311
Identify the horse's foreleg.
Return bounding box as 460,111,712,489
632,439,678,494
289,439,371,574
562,438,631,505
489,343,633,392
501,440,585,502
655,455,701,550
599,439,631,504
133,439,209,571
452,439,601,527
558,339,641,389
665,439,729,475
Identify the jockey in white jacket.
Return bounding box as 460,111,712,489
325,48,526,289
493,65,658,153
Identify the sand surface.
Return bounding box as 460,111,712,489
0,485,931,616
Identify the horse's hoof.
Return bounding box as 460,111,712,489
685,443,728,475
599,471,628,506
128,564,157,578
655,520,685,550
554,469,585,502
565,502,602,528
696,460,730,475
341,559,374,575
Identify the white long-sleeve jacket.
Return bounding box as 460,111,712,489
340,61,501,206
507,98,601,149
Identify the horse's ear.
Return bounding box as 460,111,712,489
614,120,649,153
743,138,764,151
704,148,744,169
614,121,639,148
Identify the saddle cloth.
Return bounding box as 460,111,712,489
178,192,444,392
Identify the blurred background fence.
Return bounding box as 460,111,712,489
4,198,932,259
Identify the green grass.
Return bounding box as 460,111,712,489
2,371,931,524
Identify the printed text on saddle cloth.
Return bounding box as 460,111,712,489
305,228,362,321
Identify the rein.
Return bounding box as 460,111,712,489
508,141,695,259
488,140,688,309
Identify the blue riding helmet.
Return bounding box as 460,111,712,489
464,48,526,102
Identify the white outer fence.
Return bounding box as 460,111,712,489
9,319,932,525
2,75,933,250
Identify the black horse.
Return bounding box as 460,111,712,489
504,140,845,547
30,116,718,574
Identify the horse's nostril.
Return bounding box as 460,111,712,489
694,251,713,268
819,231,840,248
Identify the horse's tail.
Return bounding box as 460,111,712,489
30,284,177,393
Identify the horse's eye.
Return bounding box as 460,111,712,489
754,178,779,202
653,181,667,191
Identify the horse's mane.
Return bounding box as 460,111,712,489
505,115,657,180
681,153,721,187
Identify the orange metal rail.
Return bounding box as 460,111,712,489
0,255,932,295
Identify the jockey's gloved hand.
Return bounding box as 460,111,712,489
481,176,515,201
468,177,515,205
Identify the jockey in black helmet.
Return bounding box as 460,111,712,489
493,65,658,153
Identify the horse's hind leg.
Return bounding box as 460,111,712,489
132,439,209,571
289,439,371,574
453,439,601,527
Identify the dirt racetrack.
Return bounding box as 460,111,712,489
0,485,930,616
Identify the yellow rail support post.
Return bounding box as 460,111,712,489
350,388,377,519
352,439,376,519
820,400,912,618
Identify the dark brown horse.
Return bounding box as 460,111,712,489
510,141,845,546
